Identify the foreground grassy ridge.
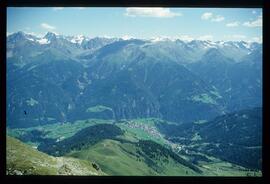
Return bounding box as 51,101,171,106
68,139,200,176
69,139,155,175
6,136,105,175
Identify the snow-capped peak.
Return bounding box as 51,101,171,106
240,41,252,49
37,38,50,45
121,35,135,40
70,35,86,44
7,31,39,43
150,36,172,42
200,40,218,49
44,32,57,41
7,31,261,54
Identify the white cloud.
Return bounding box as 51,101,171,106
156,34,215,42
224,34,246,41
224,35,262,43
226,21,239,27
176,35,194,42
99,34,112,39
198,35,213,41
53,7,64,11
150,35,194,42
252,10,257,14
201,12,213,20
211,15,225,22
41,23,56,30
231,34,246,39
125,8,182,18
150,36,172,42
243,15,262,27
251,36,262,43
201,12,224,22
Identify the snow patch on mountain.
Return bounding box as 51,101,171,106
121,35,135,40
70,35,86,44
37,38,50,45
26,38,35,42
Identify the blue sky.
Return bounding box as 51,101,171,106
7,7,262,42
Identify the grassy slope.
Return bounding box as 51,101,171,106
199,160,262,176
6,136,105,175
69,139,154,176
67,139,199,176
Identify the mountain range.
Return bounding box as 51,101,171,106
6,31,262,128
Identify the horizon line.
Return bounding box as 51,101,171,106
7,30,263,44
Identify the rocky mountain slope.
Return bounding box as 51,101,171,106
6,136,106,175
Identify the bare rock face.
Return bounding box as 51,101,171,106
58,164,72,175
92,162,100,171
6,136,106,175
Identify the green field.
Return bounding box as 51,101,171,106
198,159,262,176
7,119,114,141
